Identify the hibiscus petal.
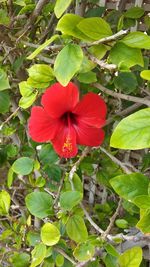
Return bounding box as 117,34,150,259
73,92,107,128
75,120,105,146
52,124,78,158
41,82,79,119
28,106,59,142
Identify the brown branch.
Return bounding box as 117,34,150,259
90,55,117,70
55,248,77,265
93,83,150,106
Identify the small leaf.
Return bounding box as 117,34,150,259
54,0,72,18
60,191,82,211
54,44,83,86
30,243,46,267
66,215,88,243
19,92,38,109
121,32,150,49
110,108,150,150
124,7,144,19
73,242,95,262
27,64,54,82
109,42,143,69
77,17,112,41
0,91,10,114
0,190,11,215
27,35,59,60
133,195,150,209
41,222,60,246
0,69,10,91
11,252,30,267
115,219,128,229
0,9,10,25
77,71,97,84
114,72,138,94
25,191,53,219
140,70,150,81
55,254,64,267
7,167,14,188
136,210,150,233
104,243,119,257
12,157,34,175
118,247,142,267
19,81,33,96
110,173,149,201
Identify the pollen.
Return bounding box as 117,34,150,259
62,135,73,153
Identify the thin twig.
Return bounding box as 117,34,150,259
93,83,150,106
55,248,77,265
0,107,20,130
90,55,117,70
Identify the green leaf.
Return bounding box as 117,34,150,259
41,222,60,246
27,35,59,60
124,7,144,19
0,190,11,215
79,56,96,73
54,44,83,86
121,32,150,49
54,0,72,18
27,77,49,89
60,191,83,211
133,195,150,209
109,42,143,69
27,64,54,82
56,14,92,41
12,157,34,175
55,254,64,267
0,91,10,114
0,9,10,25
38,144,58,165
30,243,47,267
73,242,95,262
114,72,138,94
110,108,150,150
104,243,119,257
0,69,10,91
77,17,112,40
19,92,38,109
7,167,14,188
25,191,53,219
115,219,128,229
136,210,150,233
88,44,108,60
66,215,88,243
77,71,97,84
110,173,149,201
19,81,33,96
118,247,142,267
11,253,30,267
140,70,150,81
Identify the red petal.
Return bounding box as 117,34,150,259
75,120,105,146
41,82,79,119
28,106,60,142
73,92,107,128
52,124,78,158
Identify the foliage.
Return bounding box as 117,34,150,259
0,0,150,266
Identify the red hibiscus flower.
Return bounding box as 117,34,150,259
28,82,107,158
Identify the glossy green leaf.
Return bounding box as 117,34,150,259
136,210,150,233
27,77,49,89
27,64,54,82
140,70,150,81
119,246,142,267
66,215,88,243
0,69,10,91
88,44,108,60
60,191,82,211
110,108,150,150
0,190,11,215
25,191,53,219
114,72,138,94
121,32,150,49
54,44,83,86
55,254,64,267
19,92,38,109
109,42,143,69
115,219,128,229
0,91,10,114
54,0,72,18
19,81,33,96
124,7,144,19
79,56,96,73
104,243,119,257
30,243,47,267
27,35,59,60
77,17,112,40
12,157,34,175
133,195,150,209
110,173,149,201
73,242,95,262
7,167,14,188
56,14,91,41
41,222,60,246
77,71,97,84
